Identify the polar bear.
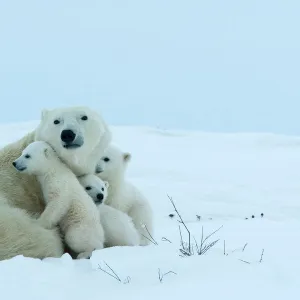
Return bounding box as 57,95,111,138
95,145,154,246
0,204,64,260
0,106,111,260
13,141,105,259
78,174,140,247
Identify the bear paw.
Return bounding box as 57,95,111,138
77,251,93,259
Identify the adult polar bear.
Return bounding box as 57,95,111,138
0,106,111,260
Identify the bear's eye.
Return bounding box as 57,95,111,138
101,187,104,192
85,186,92,191
25,154,31,159
53,119,60,125
81,115,88,121
103,157,110,162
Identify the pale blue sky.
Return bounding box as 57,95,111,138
0,0,299,134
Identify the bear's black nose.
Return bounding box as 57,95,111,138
97,193,104,201
61,130,76,143
12,161,16,167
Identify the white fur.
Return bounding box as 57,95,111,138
95,145,154,246
78,174,140,247
13,141,105,259
0,106,111,261
0,204,64,260
35,106,112,176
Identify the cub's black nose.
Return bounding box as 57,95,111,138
97,193,104,201
61,130,76,143
12,161,16,167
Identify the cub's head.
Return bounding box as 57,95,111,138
95,145,131,181
12,141,56,175
34,106,112,174
78,174,109,205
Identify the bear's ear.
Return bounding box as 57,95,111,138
104,181,109,189
41,109,49,120
123,152,131,162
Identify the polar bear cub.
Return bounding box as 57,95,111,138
95,145,154,246
78,174,140,247
13,141,105,259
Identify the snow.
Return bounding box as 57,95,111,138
1,121,300,299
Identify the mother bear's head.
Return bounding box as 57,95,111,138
34,106,111,176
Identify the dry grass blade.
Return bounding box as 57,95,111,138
193,236,200,254
104,262,121,281
200,239,220,255
161,237,172,243
201,225,223,246
260,249,264,263
168,194,191,254
98,262,121,282
123,276,131,284
141,233,158,246
144,224,158,245
239,259,251,264
178,225,184,248
198,225,223,255
158,268,177,282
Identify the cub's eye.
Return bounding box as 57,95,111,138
25,154,31,159
81,115,88,121
101,187,104,191
53,119,60,125
103,157,110,162
85,186,92,191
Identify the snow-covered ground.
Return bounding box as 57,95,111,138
1,121,300,299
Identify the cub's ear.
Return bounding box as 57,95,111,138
104,181,109,189
123,152,131,162
41,109,49,120
44,148,49,158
